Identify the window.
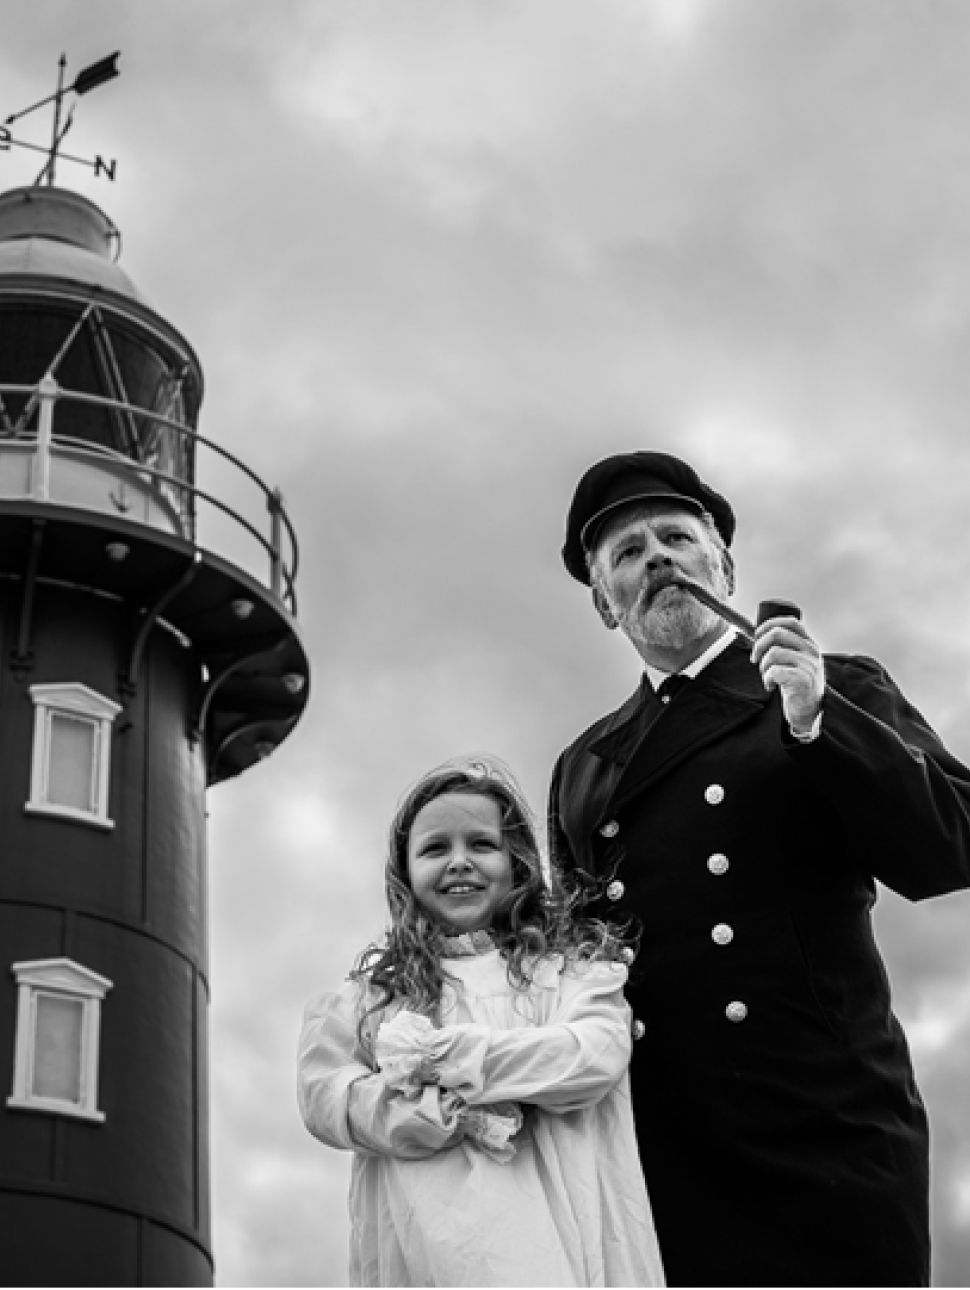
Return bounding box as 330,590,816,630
7,958,112,1122
26,683,121,828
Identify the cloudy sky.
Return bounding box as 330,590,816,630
4,1,970,1283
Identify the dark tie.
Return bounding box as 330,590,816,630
656,673,690,705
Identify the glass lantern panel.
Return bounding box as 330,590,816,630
47,712,98,812
32,993,84,1103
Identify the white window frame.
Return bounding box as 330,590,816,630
7,958,112,1122
25,683,121,829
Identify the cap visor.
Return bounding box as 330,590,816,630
580,491,705,551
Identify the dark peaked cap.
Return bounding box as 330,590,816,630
562,450,736,584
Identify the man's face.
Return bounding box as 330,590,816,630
590,501,733,657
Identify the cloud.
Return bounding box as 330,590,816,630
4,2,970,1285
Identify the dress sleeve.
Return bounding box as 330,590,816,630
785,654,970,900
297,983,465,1160
428,960,632,1112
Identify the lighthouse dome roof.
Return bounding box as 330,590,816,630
0,186,144,303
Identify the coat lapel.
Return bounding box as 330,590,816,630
588,680,662,766
605,640,773,815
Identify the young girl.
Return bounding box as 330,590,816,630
297,758,664,1288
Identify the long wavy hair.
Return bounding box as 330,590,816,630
351,757,631,1038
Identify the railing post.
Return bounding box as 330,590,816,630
268,487,284,599
34,375,58,502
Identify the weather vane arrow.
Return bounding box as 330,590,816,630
1,51,121,185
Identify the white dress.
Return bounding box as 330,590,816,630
298,949,665,1287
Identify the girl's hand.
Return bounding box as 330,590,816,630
375,1011,440,1096
460,1101,523,1163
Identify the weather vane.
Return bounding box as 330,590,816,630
0,51,120,186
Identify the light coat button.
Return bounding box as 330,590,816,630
725,1001,748,1023
599,820,620,838
707,853,730,876
711,923,734,946
704,784,725,805
631,1019,646,1040
606,880,625,902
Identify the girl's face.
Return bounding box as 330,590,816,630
406,791,514,933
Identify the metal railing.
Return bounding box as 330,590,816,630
0,378,299,614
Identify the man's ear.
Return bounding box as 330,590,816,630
721,549,736,596
592,586,618,630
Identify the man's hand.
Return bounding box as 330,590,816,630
750,615,825,736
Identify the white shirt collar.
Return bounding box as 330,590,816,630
645,626,738,692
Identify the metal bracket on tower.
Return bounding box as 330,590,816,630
121,552,202,698
193,634,288,744
207,716,280,783
9,518,46,677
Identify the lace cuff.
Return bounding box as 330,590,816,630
375,1010,441,1096
375,1013,524,1160
459,1100,523,1164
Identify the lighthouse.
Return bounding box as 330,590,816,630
0,183,309,1284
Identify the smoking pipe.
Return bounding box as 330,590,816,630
672,581,801,645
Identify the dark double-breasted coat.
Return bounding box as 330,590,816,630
549,639,970,1288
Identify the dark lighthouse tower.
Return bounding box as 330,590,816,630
0,178,308,1281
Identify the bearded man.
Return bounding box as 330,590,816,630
548,450,970,1288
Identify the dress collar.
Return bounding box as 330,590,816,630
438,928,497,958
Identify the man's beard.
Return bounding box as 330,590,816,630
615,571,729,653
